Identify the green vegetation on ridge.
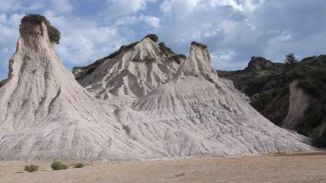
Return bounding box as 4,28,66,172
21,14,61,44
218,54,326,147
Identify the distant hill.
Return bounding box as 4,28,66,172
218,55,326,147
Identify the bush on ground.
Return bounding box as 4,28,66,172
51,161,68,170
74,163,85,168
24,164,39,172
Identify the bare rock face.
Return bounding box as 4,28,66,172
245,57,273,71
0,16,157,160
74,37,180,104
131,43,312,155
0,15,313,161
282,81,312,129
178,42,215,77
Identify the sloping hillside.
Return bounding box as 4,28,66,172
218,55,326,147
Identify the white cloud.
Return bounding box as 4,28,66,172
160,0,263,13
1,0,326,78
209,0,265,11
160,0,201,12
115,14,160,28
45,11,126,66
0,13,23,48
0,0,22,13
156,0,326,70
139,15,160,28
50,0,74,13
211,51,247,70
0,13,24,79
105,0,157,18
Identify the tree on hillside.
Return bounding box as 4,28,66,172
284,53,298,64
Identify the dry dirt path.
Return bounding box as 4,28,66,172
1,153,326,183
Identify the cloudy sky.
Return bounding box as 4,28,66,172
0,0,325,79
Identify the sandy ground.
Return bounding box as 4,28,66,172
1,153,326,183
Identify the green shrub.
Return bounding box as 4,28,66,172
144,34,159,42
159,42,175,56
297,79,319,97
297,106,323,136
74,163,85,168
170,55,184,64
284,53,298,65
51,161,68,170
191,41,208,49
48,25,61,44
21,14,61,44
312,129,326,148
219,54,326,144
24,164,39,172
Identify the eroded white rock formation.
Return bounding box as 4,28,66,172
0,16,159,160
0,16,313,161
129,42,312,155
74,38,180,105
282,81,312,129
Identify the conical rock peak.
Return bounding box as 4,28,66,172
178,41,216,78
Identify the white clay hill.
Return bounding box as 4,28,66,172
0,15,313,161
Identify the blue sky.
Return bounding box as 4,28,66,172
0,0,326,79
